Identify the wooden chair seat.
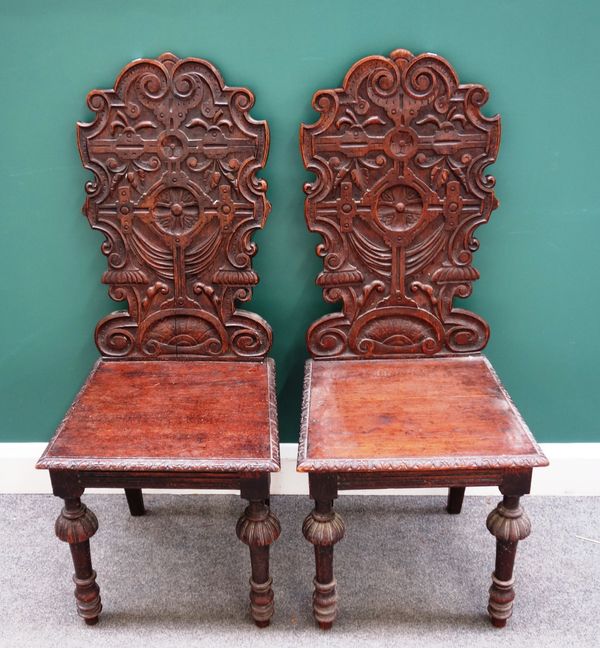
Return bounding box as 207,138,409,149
38,359,278,473
298,356,546,473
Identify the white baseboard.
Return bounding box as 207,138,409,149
1,442,598,496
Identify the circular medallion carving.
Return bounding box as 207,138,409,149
384,126,418,160
375,183,424,233
158,132,188,161
152,187,199,235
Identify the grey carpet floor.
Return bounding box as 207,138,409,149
0,494,598,647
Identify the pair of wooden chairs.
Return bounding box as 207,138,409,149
37,50,548,630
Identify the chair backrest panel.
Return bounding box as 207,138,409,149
301,49,500,359
78,53,271,360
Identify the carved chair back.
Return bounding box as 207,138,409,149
78,53,271,360
300,49,500,359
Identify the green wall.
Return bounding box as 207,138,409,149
1,0,598,444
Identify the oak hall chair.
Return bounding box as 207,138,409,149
36,53,280,627
298,49,548,629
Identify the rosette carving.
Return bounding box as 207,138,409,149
78,53,271,359
301,49,500,358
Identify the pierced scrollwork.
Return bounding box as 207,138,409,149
301,49,500,359
78,53,271,359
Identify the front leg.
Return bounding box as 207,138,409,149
486,493,531,627
237,474,281,627
55,495,102,625
303,473,345,630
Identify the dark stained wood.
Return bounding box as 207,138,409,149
237,475,281,627
446,486,466,514
37,53,280,627
37,359,278,472
55,497,102,625
68,470,247,490
297,356,547,472
124,488,146,516
298,49,547,629
301,48,499,360
78,52,271,360
302,473,344,630
336,469,506,490
486,494,531,627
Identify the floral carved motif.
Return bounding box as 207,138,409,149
301,49,500,358
78,53,271,359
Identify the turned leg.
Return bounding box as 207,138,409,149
237,475,281,627
55,496,102,625
124,488,146,516
446,486,466,514
303,473,345,630
486,494,531,627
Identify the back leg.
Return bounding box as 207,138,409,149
124,489,146,516
446,487,466,514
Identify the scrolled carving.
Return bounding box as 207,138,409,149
95,312,138,358
402,53,458,112
226,312,272,358
78,53,271,359
307,314,351,358
301,49,500,358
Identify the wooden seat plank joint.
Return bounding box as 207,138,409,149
36,53,280,627
298,49,548,629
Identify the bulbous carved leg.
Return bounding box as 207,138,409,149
55,497,102,625
236,499,281,627
303,498,345,630
124,488,146,516
486,495,531,628
447,487,465,514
